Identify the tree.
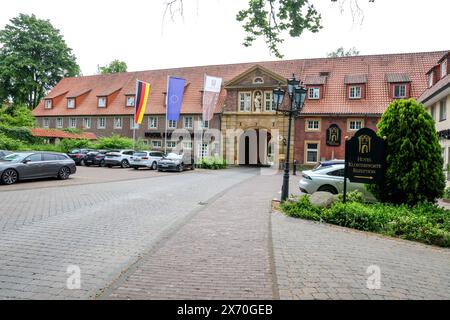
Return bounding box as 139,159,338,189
164,0,374,58
327,46,360,57
0,14,80,109
99,60,128,74
0,104,36,127
368,99,445,206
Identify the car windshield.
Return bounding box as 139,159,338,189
134,152,147,157
1,153,26,162
70,149,80,154
164,153,182,160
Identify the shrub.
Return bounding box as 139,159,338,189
0,133,23,150
281,195,322,221
443,187,450,200
0,125,39,144
197,156,227,169
59,139,91,153
93,134,133,150
368,99,445,205
337,190,365,203
0,105,36,128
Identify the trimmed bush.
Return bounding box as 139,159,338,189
59,139,91,153
93,134,133,150
368,99,445,205
197,156,227,169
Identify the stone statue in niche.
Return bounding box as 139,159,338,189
254,91,262,112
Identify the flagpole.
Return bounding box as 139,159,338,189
133,79,138,151
164,75,169,155
201,74,206,159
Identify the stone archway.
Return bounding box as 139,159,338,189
238,128,272,166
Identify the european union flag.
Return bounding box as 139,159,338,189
166,76,186,121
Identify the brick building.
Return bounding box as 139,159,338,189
32,51,446,165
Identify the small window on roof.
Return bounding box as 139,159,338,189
98,97,107,108
67,98,75,109
44,99,52,109
126,95,135,107
349,86,362,99
441,60,447,79
253,77,264,84
393,84,407,98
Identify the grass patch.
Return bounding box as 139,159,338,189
280,194,450,247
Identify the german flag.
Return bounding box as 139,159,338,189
134,80,151,125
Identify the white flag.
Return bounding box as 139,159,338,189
202,75,222,121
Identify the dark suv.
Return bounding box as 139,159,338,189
67,149,93,166
84,150,112,167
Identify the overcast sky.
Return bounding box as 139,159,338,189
1,0,449,75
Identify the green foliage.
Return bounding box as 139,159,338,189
368,99,445,205
0,14,80,108
197,157,227,169
0,133,23,150
62,128,84,134
443,187,450,200
337,190,365,203
327,46,360,58
93,134,133,150
0,105,36,127
58,139,91,153
236,0,322,58
17,143,63,152
134,138,149,152
281,197,450,247
99,60,128,74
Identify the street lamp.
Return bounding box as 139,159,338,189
273,74,307,202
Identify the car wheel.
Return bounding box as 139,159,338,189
1,169,18,185
107,165,112,168
57,166,71,180
318,185,338,195
80,159,85,166
121,159,130,168
133,166,139,170
85,163,90,167
151,162,157,170
100,160,106,167
178,163,184,172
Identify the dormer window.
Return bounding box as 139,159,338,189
126,95,135,107
393,84,407,99
428,71,434,88
44,99,52,109
253,77,264,84
349,86,362,99
67,98,75,109
98,97,107,108
308,87,320,100
441,60,447,78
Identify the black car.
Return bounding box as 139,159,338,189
84,150,112,167
67,149,93,166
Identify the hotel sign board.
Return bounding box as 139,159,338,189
345,128,386,184
326,124,341,146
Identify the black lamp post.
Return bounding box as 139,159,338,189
273,74,307,202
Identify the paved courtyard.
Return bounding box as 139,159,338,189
0,167,449,300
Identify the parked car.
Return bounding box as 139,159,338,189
0,152,76,185
104,150,135,168
0,150,12,159
67,149,93,166
84,150,113,167
312,159,345,171
130,151,165,170
299,164,376,202
157,152,195,172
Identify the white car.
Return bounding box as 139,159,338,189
130,151,165,170
299,164,376,202
104,150,135,168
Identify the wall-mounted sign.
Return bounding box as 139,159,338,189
345,128,386,184
326,124,341,146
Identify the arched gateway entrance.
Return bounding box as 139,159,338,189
238,128,272,166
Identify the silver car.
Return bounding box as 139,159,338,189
0,152,77,185
299,164,376,201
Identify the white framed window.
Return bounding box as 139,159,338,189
69,118,77,128
98,117,106,129
44,99,52,109
183,141,193,149
114,117,122,129
198,143,209,158
83,117,91,129
308,87,320,100
393,84,407,98
349,86,362,99
428,71,434,88
130,117,137,129
184,116,193,129
148,117,158,129
152,140,162,148
67,98,75,109
441,60,447,79
264,91,275,111
440,99,447,122
43,118,49,128
348,119,363,131
305,142,319,164
167,120,177,129
98,97,107,108
166,141,176,148
431,105,436,120
126,95,135,107
56,117,63,128
239,92,251,112
306,119,320,131
202,120,209,129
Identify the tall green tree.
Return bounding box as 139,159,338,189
0,14,80,109
99,60,128,74
327,46,360,57
368,99,445,205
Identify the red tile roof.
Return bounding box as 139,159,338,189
33,51,447,117
30,128,97,140
418,75,450,103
